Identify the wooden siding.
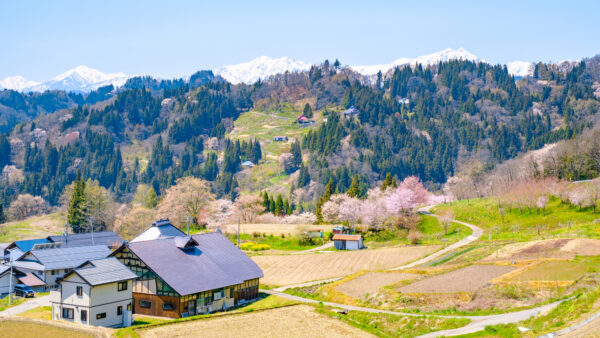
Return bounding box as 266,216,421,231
133,293,181,319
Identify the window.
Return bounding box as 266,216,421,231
76,286,83,297
96,312,106,320
162,303,174,311
127,303,131,311
117,306,123,315
81,310,87,322
118,281,128,291
62,308,74,319
139,300,151,308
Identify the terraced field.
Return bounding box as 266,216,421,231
253,245,440,286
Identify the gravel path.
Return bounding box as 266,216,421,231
290,242,334,255
0,295,51,317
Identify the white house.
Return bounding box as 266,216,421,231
50,258,137,328
333,234,364,250
0,265,18,295
13,245,111,290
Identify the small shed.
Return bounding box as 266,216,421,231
273,136,288,141
333,234,363,250
307,229,323,238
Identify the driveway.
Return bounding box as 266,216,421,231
0,295,51,317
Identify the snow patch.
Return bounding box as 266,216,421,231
507,61,533,78
351,48,479,76
215,56,311,84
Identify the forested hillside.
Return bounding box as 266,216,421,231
1,56,599,218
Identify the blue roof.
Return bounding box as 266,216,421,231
242,160,253,166
12,239,51,253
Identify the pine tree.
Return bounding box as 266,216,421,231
347,174,361,197
297,165,310,187
381,173,393,191
290,140,302,170
316,178,334,223
68,177,87,233
274,195,284,215
145,187,159,208
303,103,313,118
0,202,5,224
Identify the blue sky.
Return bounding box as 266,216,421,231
1,0,599,80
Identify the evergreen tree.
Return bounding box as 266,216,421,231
145,187,159,208
315,178,334,223
381,173,393,191
303,103,313,118
68,177,87,233
290,140,302,170
0,134,11,168
297,165,310,187
274,194,284,216
0,202,5,224
347,174,361,197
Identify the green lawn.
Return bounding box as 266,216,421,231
227,233,327,251
364,214,472,248
0,296,26,312
433,197,600,241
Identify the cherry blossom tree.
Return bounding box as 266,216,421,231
338,197,361,225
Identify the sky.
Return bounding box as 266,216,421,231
1,0,599,80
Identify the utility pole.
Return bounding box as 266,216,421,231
237,217,240,247
8,253,13,305
187,215,191,236
90,217,94,245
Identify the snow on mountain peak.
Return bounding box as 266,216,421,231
506,61,534,78
0,76,41,91
216,56,311,84
351,48,480,76
24,65,129,93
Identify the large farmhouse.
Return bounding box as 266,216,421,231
111,232,263,318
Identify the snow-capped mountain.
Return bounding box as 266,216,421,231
0,76,41,91
25,65,128,93
351,48,480,76
506,61,534,78
215,56,311,84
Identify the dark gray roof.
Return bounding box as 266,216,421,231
72,258,137,286
125,232,263,296
47,231,123,248
28,245,112,270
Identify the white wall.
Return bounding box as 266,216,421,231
0,273,18,294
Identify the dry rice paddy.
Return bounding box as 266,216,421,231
484,238,600,261
398,264,516,294
253,245,440,286
336,272,417,299
139,305,373,338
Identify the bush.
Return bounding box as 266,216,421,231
240,242,271,251
408,230,423,245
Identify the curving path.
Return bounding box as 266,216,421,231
262,205,571,337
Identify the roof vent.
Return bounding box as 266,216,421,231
175,236,198,250
151,219,171,227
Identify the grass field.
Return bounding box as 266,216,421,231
434,197,600,242
0,319,96,338
0,296,26,312
0,212,65,242
220,222,336,236
335,272,417,299
139,305,371,338
315,307,471,338
16,306,52,320
252,245,440,286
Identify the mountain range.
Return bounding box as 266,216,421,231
0,48,543,93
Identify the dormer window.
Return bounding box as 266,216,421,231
175,237,198,252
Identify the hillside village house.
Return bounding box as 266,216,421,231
12,245,111,290
50,258,137,327
111,232,263,318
